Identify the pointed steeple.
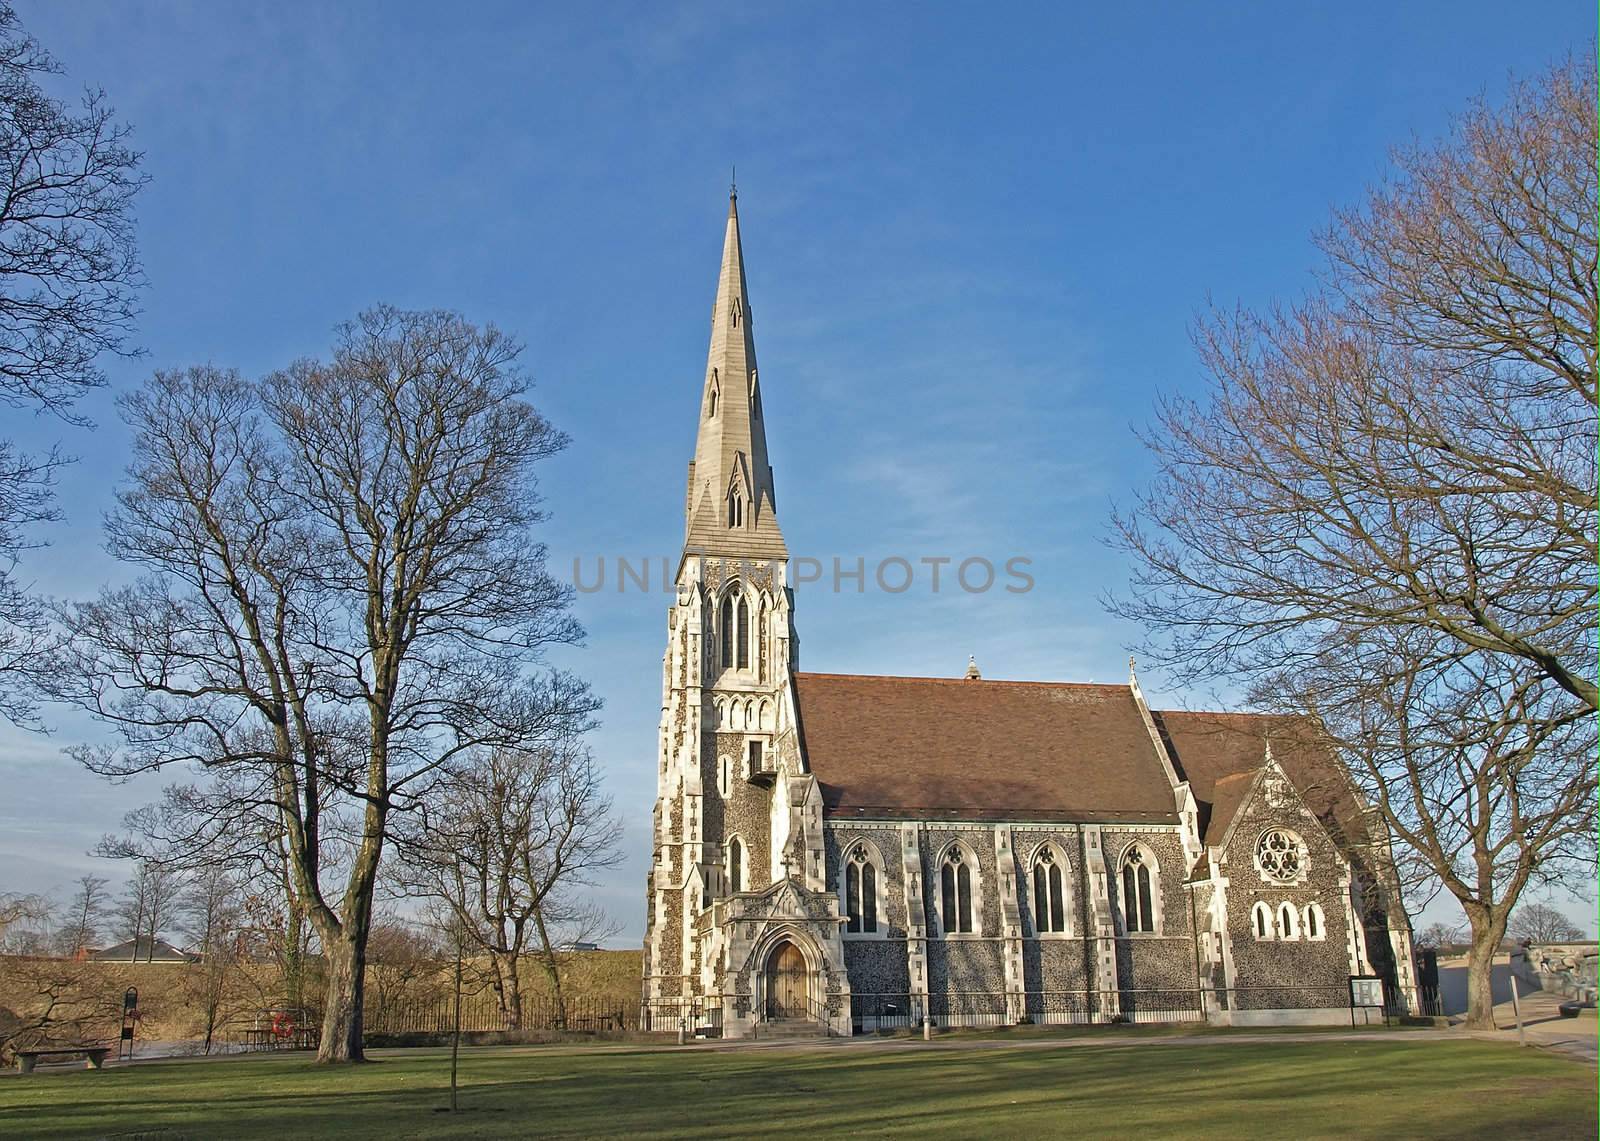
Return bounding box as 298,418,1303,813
684,189,786,560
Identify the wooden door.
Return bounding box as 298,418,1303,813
766,942,808,1019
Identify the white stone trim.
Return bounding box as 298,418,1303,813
838,835,890,940
1024,838,1074,937
1276,900,1301,941
1252,826,1311,888
1302,901,1327,942
1111,839,1164,936
934,838,982,936
724,833,749,895
1251,900,1275,941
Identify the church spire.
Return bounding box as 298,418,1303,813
684,190,786,560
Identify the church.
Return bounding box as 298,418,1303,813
642,191,1419,1038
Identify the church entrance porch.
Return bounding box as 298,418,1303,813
765,941,810,1019
711,879,852,1038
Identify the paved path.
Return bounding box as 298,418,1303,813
1459,979,1598,1065
15,997,1592,1073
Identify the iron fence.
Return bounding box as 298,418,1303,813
362,995,728,1038
851,984,1409,1029
851,992,924,1031
1225,984,1411,1019
345,982,1417,1041
641,996,722,1036
364,995,642,1035
923,989,1205,1027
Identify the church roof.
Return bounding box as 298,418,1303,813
1151,709,1373,852
792,672,1181,823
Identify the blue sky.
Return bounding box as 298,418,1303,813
2,2,1590,940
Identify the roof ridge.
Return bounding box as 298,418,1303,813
794,671,1131,691
1156,708,1306,720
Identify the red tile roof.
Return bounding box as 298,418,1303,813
792,672,1180,823
1151,709,1369,849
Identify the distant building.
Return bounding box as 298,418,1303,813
642,192,1420,1038
558,941,601,952
90,937,195,963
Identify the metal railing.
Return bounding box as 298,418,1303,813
805,992,835,1034
361,983,1415,1040
366,995,644,1035
931,989,1205,1027
1225,984,1411,1018
369,994,729,1037
851,992,924,1031
851,984,1407,1030
641,996,722,1037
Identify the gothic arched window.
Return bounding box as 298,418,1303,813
1032,847,1067,934
1252,901,1274,940
1277,901,1300,940
940,846,974,934
757,598,769,683
719,595,735,672
736,597,750,670
728,489,743,528
727,836,744,894
1119,845,1157,934
1303,902,1325,941
844,844,878,934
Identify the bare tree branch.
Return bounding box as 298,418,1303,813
1109,56,1598,1030
48,308,589,1062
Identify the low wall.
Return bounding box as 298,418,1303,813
1513,943,1598,1003
1215,1008,1374,1028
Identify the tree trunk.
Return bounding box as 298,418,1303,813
531,911,567,1030
282,901,308,1012
1462,906,1509,1029
317,936,368,1062
203,995,218,1054
491,949,523,1030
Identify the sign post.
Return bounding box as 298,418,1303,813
118,987,139,1061
1348,975,1385,1027
1509,969,1526,1047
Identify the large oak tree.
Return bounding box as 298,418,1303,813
1111,57,1596,1028
0,3,144,727
54,307,589,1061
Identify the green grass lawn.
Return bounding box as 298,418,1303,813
0,1037,1592,1140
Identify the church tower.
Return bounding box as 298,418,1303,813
643,190,850,1035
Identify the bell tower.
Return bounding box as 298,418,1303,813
643,190,848,1035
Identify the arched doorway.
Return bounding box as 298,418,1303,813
765,941,810,1019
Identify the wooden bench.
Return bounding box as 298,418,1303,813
14,1044,111,1073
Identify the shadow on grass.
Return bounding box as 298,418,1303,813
0,1040,1593,1140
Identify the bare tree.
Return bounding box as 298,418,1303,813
1509,902,1588,944
394,739,618,1030
0,957,126,1064
178,864,247,1052
0,3,145,727
99,763,329,1014
1110,56,1596,710
1279,625,1594,1025
364,915,447,1031
0,890,52,954
1414,922,1465,951
0,442,62,726
52,307,588,1061
1108,58,1597,1031
116,861,182,961
55,874,110,958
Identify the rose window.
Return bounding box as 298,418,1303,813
1256,829,1304,882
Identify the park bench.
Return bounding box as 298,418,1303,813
14,1044,111,1073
